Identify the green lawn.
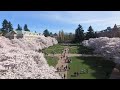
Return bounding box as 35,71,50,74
43,44,94,54
43,44,65,54
45,56,58,67
69,46,79,54
68,45,94,54
67,56,115,79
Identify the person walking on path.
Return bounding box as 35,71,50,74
56,47,69,79
65,65,68,70
64,74,66,79
57,67,59,72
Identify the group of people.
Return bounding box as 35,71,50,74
56,48,71,79
59,73,66,79
71,69,89,77
71,72,80,77
57,65,70,72
64,56,72,63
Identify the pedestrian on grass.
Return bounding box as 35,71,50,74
76,72,79,76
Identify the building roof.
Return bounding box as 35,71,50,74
117,25,120,28
5,30,41,37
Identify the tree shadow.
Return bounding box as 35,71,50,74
76,56,115,79
77,45,94,54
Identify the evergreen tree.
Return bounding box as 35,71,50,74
1,19,9,35
16,24,22,30
114,24,117,29
24,24,30,31
49,32,53,36
94,32,98,38
85,26,95,40
8,21,13,32
43,29,50,37
54,33,57,36
74,24,84,43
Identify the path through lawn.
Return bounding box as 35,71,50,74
55,47,69,79
45,44,115,79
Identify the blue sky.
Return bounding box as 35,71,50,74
0,11,120,34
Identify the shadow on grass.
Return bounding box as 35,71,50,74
67,44,94,54
75,56,115,79
77,45,94,54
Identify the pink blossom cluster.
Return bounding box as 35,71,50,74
0,36,61,79
82,37,120,64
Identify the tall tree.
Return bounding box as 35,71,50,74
8,21,13,32
74,24,84,43
43,29,50,37
94,32,98,38
16,24,22,30
58,30,64,43
58,31,62,43
85,26,95,40
1,19,9,35
24,24,30,31
49,32,53,36
54,33,57,36
61,30,65,42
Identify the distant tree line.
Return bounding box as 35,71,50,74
0,19,30,36
43,29,58,37
57,30,75,43
57,24,97,43
42,24,98,43
97,24,120,38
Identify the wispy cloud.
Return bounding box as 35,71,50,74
26,11,120,25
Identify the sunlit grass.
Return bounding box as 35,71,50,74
45,56,58,67
67,56,115,79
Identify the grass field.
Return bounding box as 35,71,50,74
68,45,94,54
45,56,58,67
43,44,65,54
67,56,115,79
44,44,115,79
44,44,94,54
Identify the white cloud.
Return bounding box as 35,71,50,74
1,11,120,32
10,11,120,25
25,11,120,32
28,11,120,25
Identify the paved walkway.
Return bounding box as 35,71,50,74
55,48,69,79
48,54,102,57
